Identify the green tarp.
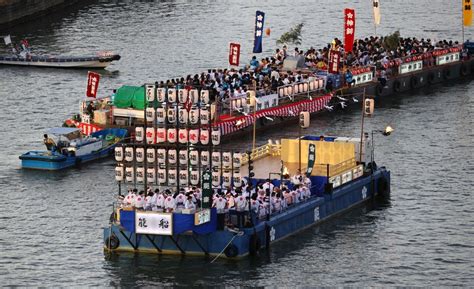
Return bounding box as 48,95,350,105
114,85,147,110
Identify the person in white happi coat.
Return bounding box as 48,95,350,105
135,191,146,210
262,179,274,194
124,189,137,206
184,195,196,211
144,191,155,211
292,170,304,185
175,191,186,213
155,191,166,212
164,192,176,212
213,194,227,214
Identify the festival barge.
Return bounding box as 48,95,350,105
69,41,474,142
0,52,121,68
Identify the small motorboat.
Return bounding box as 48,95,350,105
0,51,121,68
19,127,128,170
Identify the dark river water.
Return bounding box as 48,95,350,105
1,0,473,286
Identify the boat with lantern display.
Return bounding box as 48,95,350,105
104,128,391,258
19,127,128,170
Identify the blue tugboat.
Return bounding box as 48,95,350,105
20,127,127,170
103,128,392,258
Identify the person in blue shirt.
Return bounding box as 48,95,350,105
250,56,259,70
345,69,355,87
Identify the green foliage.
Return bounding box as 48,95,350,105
383,30,401,51
277,23,304,46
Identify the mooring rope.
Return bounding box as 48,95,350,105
209,230,244,263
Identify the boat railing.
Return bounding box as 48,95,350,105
241,142,281,165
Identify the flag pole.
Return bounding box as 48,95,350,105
462,0,465,43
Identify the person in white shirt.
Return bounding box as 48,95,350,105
292,170,303,185
123,189,134,206
155,191,166,212
213,194,227,214
164,192,176,212
184,195,196,211
135,191,146,210
144,191,154,211
262,179,274,194
175,190,186,213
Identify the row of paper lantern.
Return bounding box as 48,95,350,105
277,79,325,98
115,147,242,168
145,106,210,125
146,85,210,104
115,166,242,187
135,127,221,145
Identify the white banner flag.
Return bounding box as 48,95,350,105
373,0,381,26
3,35,11,45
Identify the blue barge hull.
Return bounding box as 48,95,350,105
103,167,390,258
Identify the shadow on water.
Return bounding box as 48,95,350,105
102,198,391,287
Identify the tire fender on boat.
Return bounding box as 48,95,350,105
249,233,261,256
377,177,390,198
443,68,451,80
410,76,418,88
393,80,402,92
460,63,469,76
105,234,120,250
224,244,239,258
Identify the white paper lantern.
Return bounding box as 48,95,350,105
212,151,221,166
303,82,309,92
156,107,166,123
146,127,155,144
293,84,299,94
189,129,199,144
146,148,155,163
115,166,124,181
179,169,188,185
178,107,188,124
167,106,176,123
200,108,209,125
157,88,166,102
222,152,232,167
190,170,199,185
146,107,155,122
167,128,177,143
189,106,199,124
287,85,293,95
212,170,221,187
168,149,177,164
233,152,242,168
157,168,167,184
318,79,324,89
136,167,145,183
135,147,145,162
200,89,210,104
278,87,285,97
211,129,221,146
189,89,199,103
222,171,231,187
178,89,188,104
201,151,210,166
124,147,134,162
147,168,155,184
309,81,315,90
114,147,123,162
299,83,304,93
179,150,188,165
135,127,144,142
146,85,155,102
156,127,167,143
189,150,199,165
168,169,177,185
313,80,319,90
178,128,188,144
233,171,242,187
125,167,134,183
157,149,166,164
168,88,177,103
200,129,209,145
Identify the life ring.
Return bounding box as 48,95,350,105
393,80,402,92
75,157,82,167
460,64,469,76
224,244,239,258
377,177,390,198
427,72,435,84
410,76,418,88
375,83,384,96
443,68,451,80
105,234,120,250
249,233,261,256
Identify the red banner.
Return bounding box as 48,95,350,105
344,8,356,53
328,50,341,74
86,71,100,98
229,42,241,66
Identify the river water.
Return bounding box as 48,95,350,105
0,0,473,286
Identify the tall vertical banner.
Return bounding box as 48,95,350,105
201,170,212,209
373,0,381,26
229,42,241,66
253,10,265,53
86,71,100,98
306,143,316,177
344,8,356,53
328,49,341,74
464,0,472,26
